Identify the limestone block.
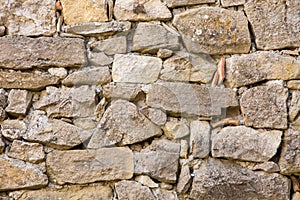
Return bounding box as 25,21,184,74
88,52,113,66
115,180,156,200
90,37,127,55
135,175,159,188
163,118,189,139
221,0,245,7
190,120,210,158
177,165,192,193
0,120,27,141
140,107,167,126
48,68,68,79
103,83,142,101
152,189,179,200
288,81,300,90
5,90,32,117
165,0,215,8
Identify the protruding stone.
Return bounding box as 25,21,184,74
289,91,300,122
190,120,210,158
5,90,32,117
46,148,134,185
212,126,282,162
0,120,27,141
0,156,48,191
173,7,250,55
115,180,156,200
245,0,300,50
88,52,113,66
114,0,172,21
90,37,127,55
48,68,68,79
163,118,189,139
221,0,245,7
157,49,173,59
190,158,291,200
165,0,215,8
177,165,192,193
0,36,86,69
135,175,159,188
112,54,162,84
103,83,142,101
288,80,300,90
7,140,44,164
240,83,288,129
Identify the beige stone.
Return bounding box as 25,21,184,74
221,0,245,7
180,140,189,158
88,52,113,66
165,0,215,7
60,0,108,25
48,68,68,79
163,118,189,139
212,126,282,162
190,120,210,158
5,90,32,117
46,147,134,185
293,192,300,200
140,107,167,126
135,175,159,188
0,36,86,70
114,0,172,21
173,7,250,55
252,161,280,173
152,189,179,200
245,0,300,50
0,120,27,141
115,180,156,200
103,83,142,101
146,139,180,154
90,37,127,55
157,49,173,59
0,136,5,153
0,26,5,36
177,165,192,193
289,91,300,122
288,80,300,90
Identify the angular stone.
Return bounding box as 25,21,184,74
253,161,280,173
133,22,180,53
240,83,288,129
245,0,300,50
279,127,300,175
0,26,5,36
190,158,291,200
88,100,162,148
157,49,173,59
0,120,27,141
112,54,162,84
46,147,134,184
65,21,131,36
146,139,180,154
0,36,86,69
135,175,159,188
115,180,156,200
103,83,142,101
2,0,55,36
0,156,48,191
5,90,32,116
90,37,127,55
61,0,108,25
48,68,68,79
165,0,215,7
173,7,250,55
152,189,179,200
7,140,44,164
289,91,300,122
140,107,167,126
146,82,238,117
114,0,172,21
190,120,210,158
0,71,59,91
180,140,189,158
226,52,300,87
163,118,189,140
88,52,113,66
221,0,245,7
15,184,113,200
212,126,282,162
288,80,300,90
177,165,192,193
62,67,111,86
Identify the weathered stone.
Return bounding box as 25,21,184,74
0,71,60,91
2,0,55,36
173,7,250,55
7,140,44,164
115,180,155,200
177,165,192,193
140,107,167,126
165,0,215,7
0,89,7,108
0,36,86,69
65,21,131,36
46,147,134,185
293,192,300,200
133,22,180,53
15,184,113,200
212,126,282,162
290,91,300,122
252,161,280,173
88,100,162,148
103,83,142,101
190,158,291,200
226,52,300,87
288,80,300,90
152,189,179,200
0,26,5,36
180,140,189,158
0,156,48,191
48,68,68,79
0,136,5,153
90,37,127,55
112,54,162,84
279,127,300,175
157,49,173,59
88,52,113,66
5,90,32,116
114,0,172,21
62,67,111,86
146,139,180,154
0,120,27,140
61,0,108,25
135,175,159,188
240,83,288,129
190,120,210,158
245,0,300,50
163,118,189,139
160,182,173,190
221,0,245,7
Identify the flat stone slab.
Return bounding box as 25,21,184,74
115,180,156,200
0,36,86,70
212,126,282,162
5,89,32,117
173,7,250,55
46,147,134,185
165,0,215,8
190,120,210,158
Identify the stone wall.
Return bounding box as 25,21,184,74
0,0,299,199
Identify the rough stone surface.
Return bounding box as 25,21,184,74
0,137,5,153
226,52,300,87
279,127,300,175
173,7,250,55
46,147,134,185
157,48,173,59
132,22,180,53
177,165,192,193
90,37,127,55
7,140,44,164
0,36,86,69
0,156,48,191
288,81,300,90
212,126,282,162
103,83,142,101
114,0,172,21
88,100,162,148
221,0,245,7
135,175,159,188
0,120,27,141
146,82,238,117
245,0,300,50
165,0,215,8
140,107,167,126
5,90,32,117
112,54,162,84
48,68,68,79
15,184,113,200
152,189,179,200
0,26,5,36
88,52,113,66
163,118,189,140
240,83,288,129
190,158,291,200
289,91,300,122
61,0,108,25
65,21,131,36
252,161,280,173
293,193,300,200
62,67,111,86
190,120,210,158
115,180,156,200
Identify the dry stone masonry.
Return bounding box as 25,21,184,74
0,0,299,199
